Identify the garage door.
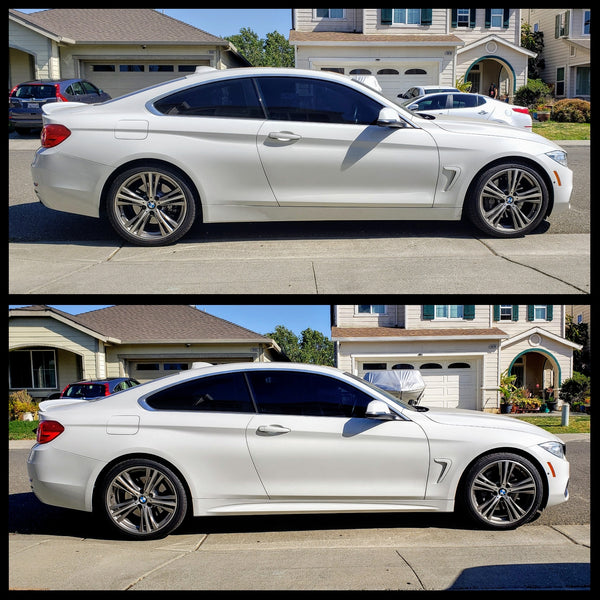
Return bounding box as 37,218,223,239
83,59,210,98
348,64,436,101
358,359,476,410
130,357,251,383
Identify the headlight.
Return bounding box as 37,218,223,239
545,150,568,167
539,441,566,459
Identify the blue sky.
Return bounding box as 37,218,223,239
9,305,332,338
16,9,293,39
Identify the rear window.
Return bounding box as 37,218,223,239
63,383,106,398
14,85,56,99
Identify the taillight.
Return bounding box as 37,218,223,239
9,85,18,97
103,383,111,396
37,420,65,444
512,107,530,115
55,84,68,102
41,124,71,148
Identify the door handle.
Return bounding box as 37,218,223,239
257,424,291,435
267,131,302,142
478,110,488,115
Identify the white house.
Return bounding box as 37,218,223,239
290,8,536,101
332,304,582,412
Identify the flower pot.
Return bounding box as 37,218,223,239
537,112,550,122
500,403,513,414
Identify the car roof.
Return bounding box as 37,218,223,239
15,79,82,85
68,377,133,385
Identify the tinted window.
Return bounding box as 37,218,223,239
247,370,373,418
256,77,381,125
451,94,478,109
154,78,264,119
14,85,56,99
145,372,253,412
64,384,106,398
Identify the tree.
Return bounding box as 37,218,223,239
267,325,334,366
521,22,545,80
226,27,294,67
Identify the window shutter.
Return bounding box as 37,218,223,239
464,305,475,320
423,305,435,320
493,305,500,321
381,8,392,25
421,8,432,25
527,305,534,321
512,305,519,321
451,9,457,28
555,13,561,38
503,8,510,28
546,305,554,321
485,8,491,28
564,11,570,36
470,8,477,28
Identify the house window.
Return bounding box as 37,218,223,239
500,305,514,320
392,9,422,24
533,305,548,321
583,10,590,35
576,66,590,96
456,9,471,27
357,305,386,314
435,305,464,319
555,67,565,96
489,8,504,28
316,9,344,19
555,12,569,38
9,349,57,389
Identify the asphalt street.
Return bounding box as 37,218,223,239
8,134,590,295
9,434,590,590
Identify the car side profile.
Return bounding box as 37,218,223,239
31,67,572,246
398,85,460,99
28,362,569,540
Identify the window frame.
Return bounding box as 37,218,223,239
9,349,57,390
434,305,464,320
356,305,386,315
315,9,345,20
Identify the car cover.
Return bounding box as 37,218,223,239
363,370,425,405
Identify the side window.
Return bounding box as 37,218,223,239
69,82,85,96
145,372,254,412
81,81,100,94
247,370,373,418
153,78,264,119
451,94,478,109
256,77,382,125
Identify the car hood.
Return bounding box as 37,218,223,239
420,407,561,440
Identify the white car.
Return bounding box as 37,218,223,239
28,362,569,540
31,67,571,246
402,92,533,129
399,85,460,99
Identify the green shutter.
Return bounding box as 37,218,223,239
503,8,510,28
464,305,475,320
470,8,477,28
512,305,519,321
527,305,535,321
547,305,554,321
485,8,491,28
381,8,392,25
493,305,500,321
423,305,435,320
421,8,432,25
451,8,457,28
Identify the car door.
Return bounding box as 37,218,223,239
244,369,429,500
255,76,439,208
448,93,490,120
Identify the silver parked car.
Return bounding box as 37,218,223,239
31,67,571,246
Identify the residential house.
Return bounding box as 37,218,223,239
331,304,582,412
522,9,590,99
9,9,250,97
290,8,536,101
9,305,283,401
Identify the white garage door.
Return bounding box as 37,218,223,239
419,362,476,410
348,64,436,101
83,59,210,98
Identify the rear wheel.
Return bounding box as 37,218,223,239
98,458,188,540
460,452,544,529
465,163,549,237
106,165,197,246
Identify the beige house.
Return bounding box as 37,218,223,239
290,8,536,101
9,305,283,400
522,8,590,99
9,9,250,97
332,304,582,412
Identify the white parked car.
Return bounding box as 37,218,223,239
398,85,460,99
402,92,533,129
31,67,571,246
28,362,569,540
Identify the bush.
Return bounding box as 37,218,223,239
552,98,591,123
514,79,551,109
559,372,590,404
8,389,37,420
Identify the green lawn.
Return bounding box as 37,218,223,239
532,121,590,140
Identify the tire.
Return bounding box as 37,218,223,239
460,452,544,530
465,162,549,237
106,165,197,246
98,458,188,540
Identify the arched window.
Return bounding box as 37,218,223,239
349,69,372,75
449,362,471,369
392,363,414,369
377,68,399,75
420,362,442,369
405,68,427,75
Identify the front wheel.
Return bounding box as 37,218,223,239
106,165,197,246
460,452,544,530
98,458,188,539
465,163,549,237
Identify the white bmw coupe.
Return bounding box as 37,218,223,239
28,362,569,540
31,67,572,246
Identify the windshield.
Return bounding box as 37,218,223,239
63,383,106,398
345,372,428,412
14,85,56,99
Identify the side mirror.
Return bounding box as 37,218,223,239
365,400,398,420
377,107,406,128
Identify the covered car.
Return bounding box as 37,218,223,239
363,369,425,405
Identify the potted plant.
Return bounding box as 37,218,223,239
498,372,519,413
8,389,38,421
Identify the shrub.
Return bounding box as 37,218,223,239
514,79,551,109
552,98,591,123
8,389,37,420
559,372,590,404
